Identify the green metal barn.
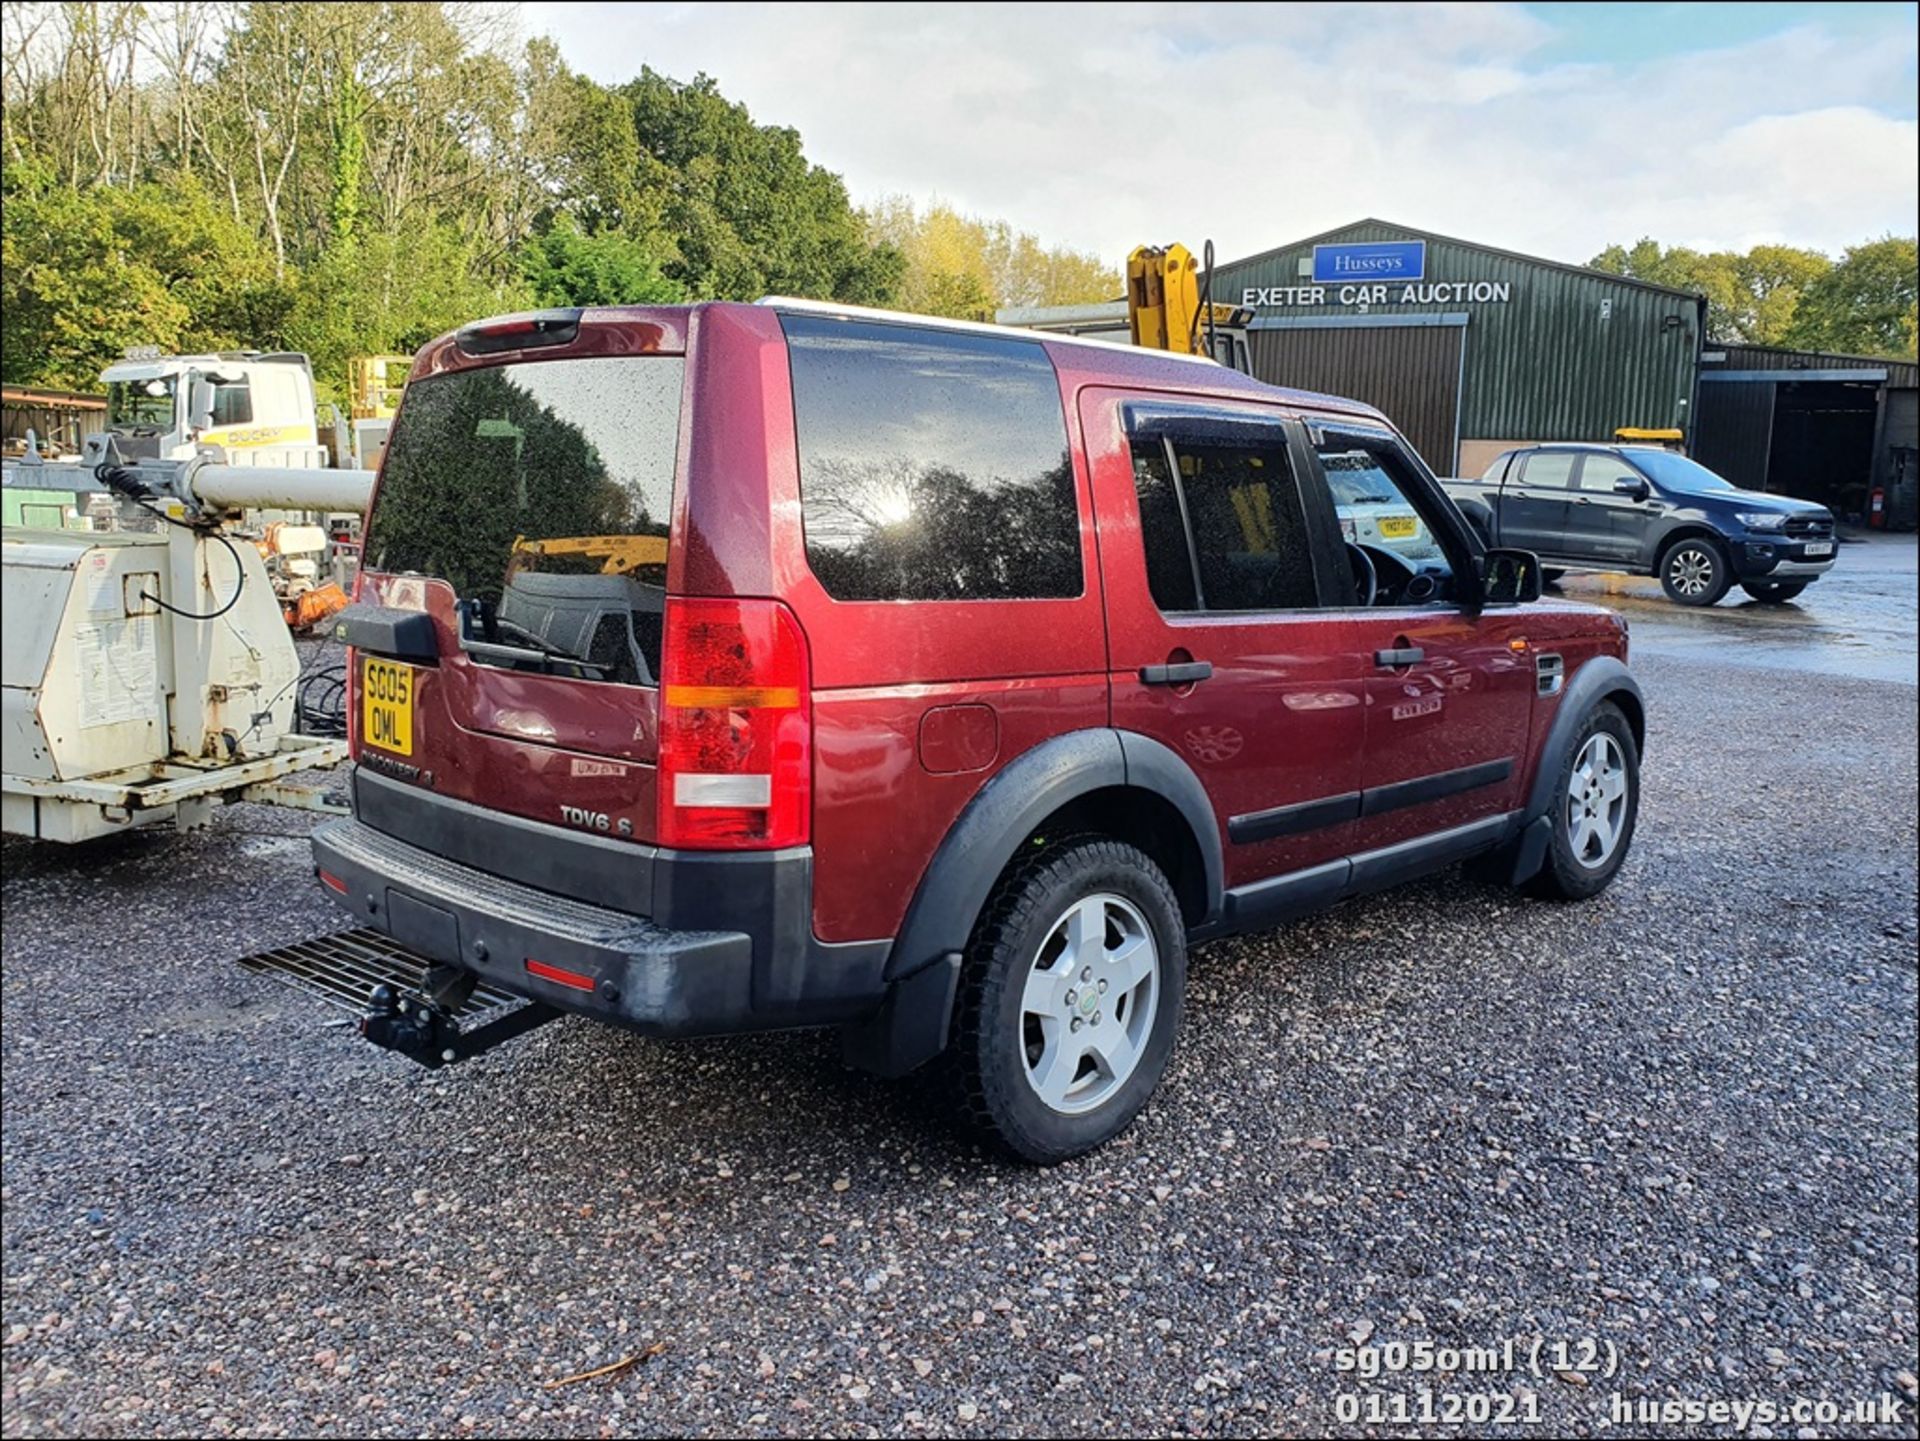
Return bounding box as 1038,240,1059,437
1207,219,1706,478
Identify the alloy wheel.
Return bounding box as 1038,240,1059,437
1566,732,1629,868
1020,893,1159,1115
1667,545,1716,598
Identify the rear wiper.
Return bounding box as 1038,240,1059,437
455,599,609,679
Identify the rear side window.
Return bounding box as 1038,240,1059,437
365,355,683,686
783,315,1081,602
1130,424,1318,613
1520,452,1579,489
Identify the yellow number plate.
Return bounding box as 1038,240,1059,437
1378,515,1419,539
362,658,414,756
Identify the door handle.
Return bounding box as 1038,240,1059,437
1140,661,1213,686
1375,646,1424,668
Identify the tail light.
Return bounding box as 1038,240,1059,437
657,597,811,849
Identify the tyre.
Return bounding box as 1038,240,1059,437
1528,702,1640,901
1658,536,1732,606
1740,580,1809,604
955,838,1186,1164
1543,568,1567,586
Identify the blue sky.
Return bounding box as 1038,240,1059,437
1526,1,1913,91
536,2,1920,267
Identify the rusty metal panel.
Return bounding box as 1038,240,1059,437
1249,322,1464,474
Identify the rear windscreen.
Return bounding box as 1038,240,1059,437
365,355,683,686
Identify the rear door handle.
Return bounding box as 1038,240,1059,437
1140,661,1213,686
1375,647,1424,668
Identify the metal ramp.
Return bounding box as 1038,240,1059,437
239,928,557,1068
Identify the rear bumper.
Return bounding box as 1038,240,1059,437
312,815,889,1038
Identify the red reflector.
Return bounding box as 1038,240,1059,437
525,958,597,992
318,870,349,895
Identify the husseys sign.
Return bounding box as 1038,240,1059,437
1314,240,1425,282
1243,240,1514,310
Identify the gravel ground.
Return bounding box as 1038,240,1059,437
3,649,1916,1439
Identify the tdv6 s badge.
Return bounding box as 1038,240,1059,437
559,805,633,837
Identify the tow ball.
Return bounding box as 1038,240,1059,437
359,968,560,1069
360,984,465,1068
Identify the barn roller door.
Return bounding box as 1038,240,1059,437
1249,315,1465,475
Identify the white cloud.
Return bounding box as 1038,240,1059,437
532,1,1919,266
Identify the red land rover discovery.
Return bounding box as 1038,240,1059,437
293,299,1643,1163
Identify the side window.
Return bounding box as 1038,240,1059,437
1308,428,1463,605
1129,425,1318,613
1578,455,1643,491
1130,438,1199,612
210,378,253,427
1520,451,1578,489
784,315,1081,602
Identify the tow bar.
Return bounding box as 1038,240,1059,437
239,928,558,1068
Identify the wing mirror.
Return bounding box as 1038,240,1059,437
186,378,215,434
1481,547,1543,606
1613,475,1651,502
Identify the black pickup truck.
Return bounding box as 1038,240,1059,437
1443,444,1838,606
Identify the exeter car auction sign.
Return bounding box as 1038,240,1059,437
1242,238,1516,311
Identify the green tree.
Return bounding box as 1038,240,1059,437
1737,244,1830,347
1784,237,1919,359
520,217,684,308
520,38,647,237
1,176,283,387
865,196,1118,319
1591,238,1757,342
283,223,526,404
622,69,901,303
326,74,368,253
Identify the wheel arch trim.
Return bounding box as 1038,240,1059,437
1523,656,1645,827
880,728,1223,985
1647,522,1728,572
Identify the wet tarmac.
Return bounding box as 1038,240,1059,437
1558,532,1918,687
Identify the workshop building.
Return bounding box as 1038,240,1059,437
1693,343,1919,527
1208,219,1706,479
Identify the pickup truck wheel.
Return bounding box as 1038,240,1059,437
1529,702,1639,901
1659,537,1732,606
1740,580,1809,603
956,839,1185,1165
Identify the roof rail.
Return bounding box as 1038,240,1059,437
755,295,1220,368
